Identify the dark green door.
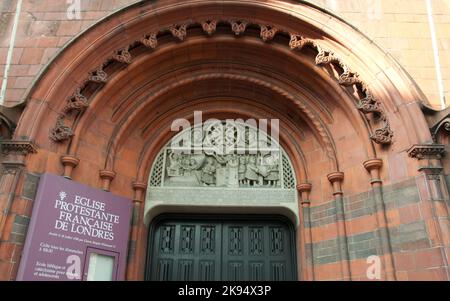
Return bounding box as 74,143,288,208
146,215,297,281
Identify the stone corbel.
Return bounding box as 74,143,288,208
363,158,383,186
297,183,312,205
99,170,116,191
61,155,79,179
327,172,344,197
132,181,147,203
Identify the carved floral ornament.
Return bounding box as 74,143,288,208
49,19,394,146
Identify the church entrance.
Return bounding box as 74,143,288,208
146,215,297,281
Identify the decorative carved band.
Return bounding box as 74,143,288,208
169,24,187,41
88,67,108,84
141,33,158,49
63,88,89,115
1,140,37,155
49,19,394,146
50,115,74,142
407,144,446,160
202,20,217,36
112,47,132,64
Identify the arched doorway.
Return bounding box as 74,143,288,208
146,214,297,281
1,0,445,282
144,121,299,281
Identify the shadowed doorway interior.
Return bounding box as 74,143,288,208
146,214,297,281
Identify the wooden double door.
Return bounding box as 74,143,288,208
146,215,297,281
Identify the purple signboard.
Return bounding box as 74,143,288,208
17,173,132,281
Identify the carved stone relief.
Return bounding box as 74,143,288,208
161,122,283,189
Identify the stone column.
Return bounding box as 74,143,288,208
297,183,314,280
327,172,351,280
363,158,396,281
126,181,147,280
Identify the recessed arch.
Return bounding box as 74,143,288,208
5,0,441,282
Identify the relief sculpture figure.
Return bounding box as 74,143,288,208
201,157,217,186
245,156,260,186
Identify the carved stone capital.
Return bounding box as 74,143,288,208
407,144,445,160
363,158,383,172
327,172,344,197
327,172,344,184
132,181,147,203
132,181,147,191
297,183,312,193
61,155,79,179
297,183,312,205
1,140,37,156
169,24,187,41
61,155,79,167
100,170,116,191
100,169,116,180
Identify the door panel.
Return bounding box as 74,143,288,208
147,216,296,281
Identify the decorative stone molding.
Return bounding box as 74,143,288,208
201,20,217,36
99,169,116,191
260,25,278,42
112,47,132,64
50,115,74,142
407,144,446,160
63,88,89,115
297,183,312,205
141,33,158,49
61,155,79,179
88,66,108,84
229,20,248,36
363,158,383,185
48,19,394,147
327,172,344,197
1,140,37,156
169,24,187,41
132,181,147,203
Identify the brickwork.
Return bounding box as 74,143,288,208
306,176,450,280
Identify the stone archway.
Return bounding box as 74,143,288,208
1,0,446,282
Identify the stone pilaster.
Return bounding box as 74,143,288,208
297,183,314,280
363,158,396,281
407,144,450,277
327,172,351,280
126,181,147,280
